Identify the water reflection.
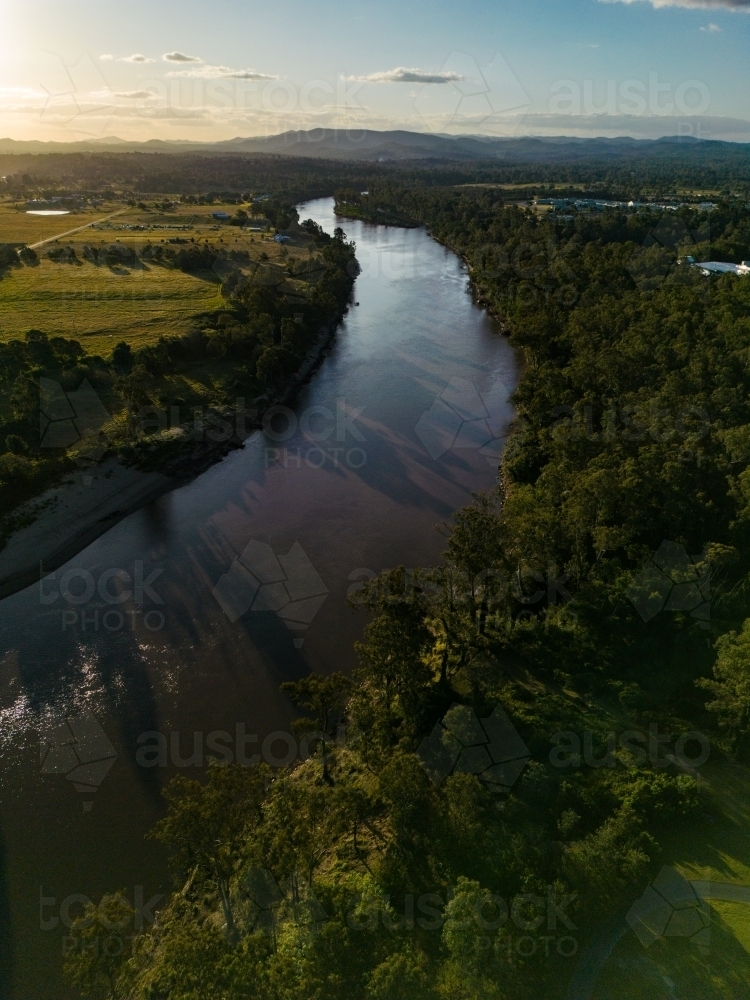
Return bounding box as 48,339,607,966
0,198,519,999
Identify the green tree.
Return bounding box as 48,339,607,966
281,672,352,782
698,619,750,753
113,363,152,436
62,891,134,999
9,373,37,424
148,762,268,944
366,950,434,1000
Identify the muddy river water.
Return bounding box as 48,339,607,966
0,197,519,998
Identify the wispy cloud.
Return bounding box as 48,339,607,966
166,64,276,80
356,67,464,84
100,54,114,61
122,54,154,63
601,0,749,9
701,20,723,27
0,85,44,98
115,91,156,99
163,51,202,63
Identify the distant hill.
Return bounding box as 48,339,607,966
1,128,749,165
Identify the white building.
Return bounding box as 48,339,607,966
689,259,750,277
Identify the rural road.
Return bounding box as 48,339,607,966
28,207,130,249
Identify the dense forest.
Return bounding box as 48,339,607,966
2,142,750,204
55,172,750,998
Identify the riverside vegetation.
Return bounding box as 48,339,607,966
0,207,358,535
60,178,750,997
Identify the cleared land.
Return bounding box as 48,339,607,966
590,761,750,999
0,199,310,356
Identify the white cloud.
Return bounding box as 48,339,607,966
163,51,202,63
226,69,277,80
601,0,748,8
701,20,723,27
115,91,156,99
122,54,154,63
166,64,276,80
100,54,114,61
0,85,44,98
357,67,464,84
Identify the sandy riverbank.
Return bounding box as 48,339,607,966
0,458,173,600
0,307,346,602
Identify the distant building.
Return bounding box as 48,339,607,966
211,212,231,220
274,234,291,243
691,260,750,276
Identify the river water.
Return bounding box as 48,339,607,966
0,197,518,998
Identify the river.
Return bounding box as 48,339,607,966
0,197,519,998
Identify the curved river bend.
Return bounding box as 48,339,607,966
0,198,519,998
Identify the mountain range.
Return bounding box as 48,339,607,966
1,129,749,164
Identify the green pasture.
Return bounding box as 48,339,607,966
590,761,750,999
0,198,312,357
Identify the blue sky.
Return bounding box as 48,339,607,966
1,0,748,141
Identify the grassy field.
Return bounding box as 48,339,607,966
0,203,118,244
0,199,312,357
589,761,750,999
0,257,224,355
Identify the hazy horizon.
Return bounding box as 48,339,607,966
1,0,749,145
